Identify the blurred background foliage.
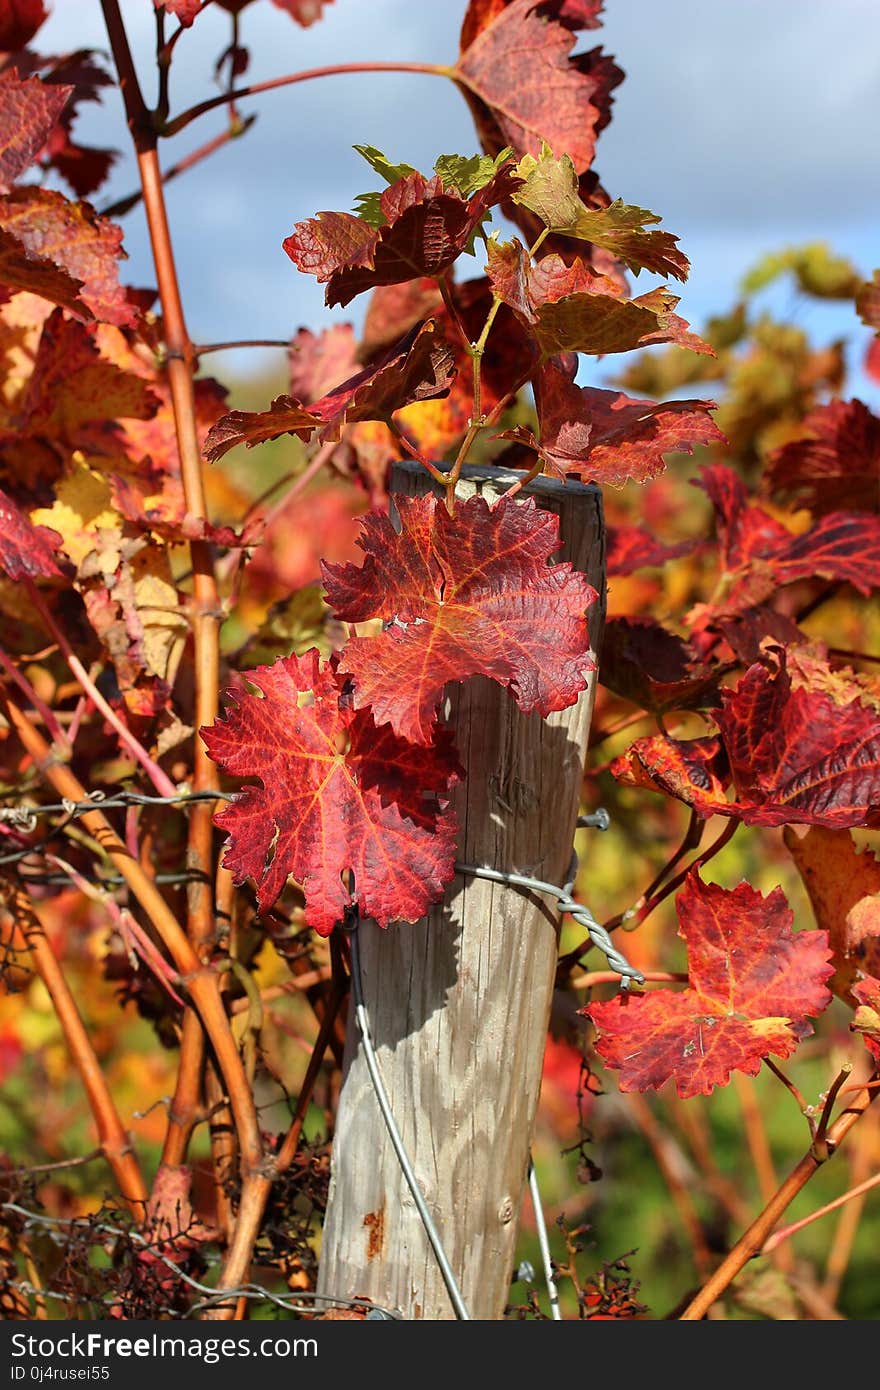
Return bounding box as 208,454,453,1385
3,237,878,1319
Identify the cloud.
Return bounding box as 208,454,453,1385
597,0,880,227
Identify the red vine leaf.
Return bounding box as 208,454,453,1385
270,1,336,25
18,48,119,200
201,650,460,932
488,245,712,358
765,399,880,515
612,647,880,829
606,525,697,577
288,322,360,402
205,321,456,462
0,484,61,579
783,825,880,1004
556,198,689,281
612,732,730,809
0,68,72,193
155,1,205,25
112,369,227,481
460,0,603,50
599,618,722,714
0,224,88,316
0,312,158,488
532,278,711,358
585,873,833,1097
692,463,880,620
0,1,47,49
323,493,597,744
284,319,455,442
485,237,532,321
707,605,805,667
284,167,521,309
0,187,137,326
111,471,254,550
768,514,880,593
851,977,880,1060
856,270,880,332
455,0,611,172
552,378,721,485
204,399,321,463
501,359,721,485
13,311,157,441
283,210,374,289
699,463,793,570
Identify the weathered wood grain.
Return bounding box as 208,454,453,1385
317,463,605,1319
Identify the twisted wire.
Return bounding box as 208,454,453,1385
454,859,644,987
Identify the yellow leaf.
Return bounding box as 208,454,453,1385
31,456,120,569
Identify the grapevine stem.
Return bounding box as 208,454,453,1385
732,1072,795,1273
164,62,453,138
812,1063,853,1161
0,644,68,751
25,582,177,799
101,0,230,1194
445,291,505,507
6,888,148,1213
570,969,687,990
195,336,289,355
625,816,737,930
203,971,347,1318
386,420,450,487
0,694,263,1183
821,1113,876,1302
761,1168,880,1257
102,116,257,219
678,1069,880,1318
625,1092,712,1277
763,1056,812,1121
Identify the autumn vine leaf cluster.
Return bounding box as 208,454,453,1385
0,0,878,1322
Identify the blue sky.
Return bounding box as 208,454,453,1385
41,1,880,399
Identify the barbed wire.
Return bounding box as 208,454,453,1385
0,789,237,878
0,788,235,835
1,794,613,830
1,791,640,986
0,1203,400,1320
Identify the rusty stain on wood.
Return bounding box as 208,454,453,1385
363,1206,385,1261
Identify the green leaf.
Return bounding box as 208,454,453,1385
352,144,418,224
352,190,386,226
511,144,582,228
353,143,417,186
742,243,861,300
433,147,512,198
564,199,688,280
511,146,687,280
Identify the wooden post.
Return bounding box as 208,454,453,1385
317,463,605,1319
